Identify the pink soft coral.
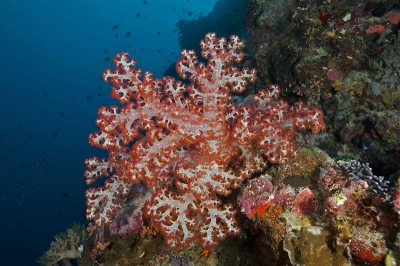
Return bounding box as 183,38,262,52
85,33,324,249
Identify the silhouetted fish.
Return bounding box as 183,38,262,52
52,131,62,143
112,24,119,30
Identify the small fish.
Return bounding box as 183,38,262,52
112,24,119,30
125,31,131,38
139,250,146,258
52,131,62,143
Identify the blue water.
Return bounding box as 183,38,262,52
0,0,246,264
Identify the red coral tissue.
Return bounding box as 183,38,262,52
84,33,325,249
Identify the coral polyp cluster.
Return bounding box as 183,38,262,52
84,33,324,251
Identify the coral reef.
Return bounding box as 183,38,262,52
246,0,400,177
84,32,324,254
283,226,349,266
38,224,87,266
234,146,397,265
40,2,400,264
237,174,296,218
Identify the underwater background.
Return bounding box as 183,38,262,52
0,1,247,265
2,0,400,265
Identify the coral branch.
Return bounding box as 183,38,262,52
85,33,325,249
